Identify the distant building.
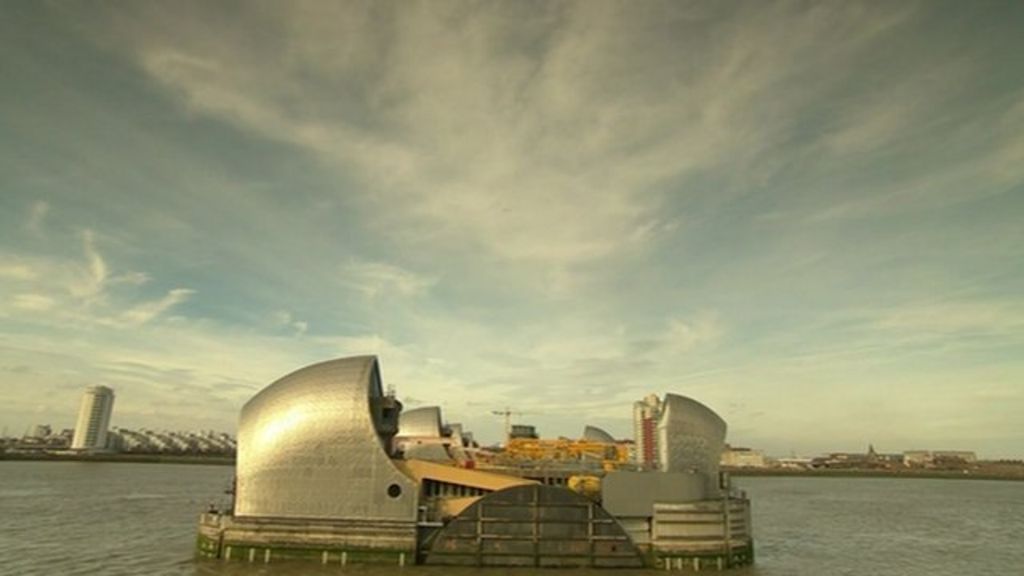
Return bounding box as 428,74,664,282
71,386,115,451
632,393,661,467
721,446,767,468
29,424,52,439
775,457,813,469
903,450,977,467
107,428,236,455
903,450,932,466
933,450,977,464
582,425,616,444
816,444,901,469
509,424,538,439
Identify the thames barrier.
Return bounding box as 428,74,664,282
196,356,753,570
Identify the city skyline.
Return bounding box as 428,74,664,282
1,1,1022,458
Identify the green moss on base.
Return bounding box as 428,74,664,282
195,534,220,559
203,542,413,565
656,543,755,571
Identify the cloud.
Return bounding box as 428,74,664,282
26,201,49,236
0,224,194,329
341,259,436,298
118,288,196,326
807,101,1024,223
105,1,919,273
69,229,108,300
0,317,349,431
273,310,309,336
12,294,56,312
0,262,37,281
823,55,975,157
874,300,1024,337
663,313,723,353
110,271,151,286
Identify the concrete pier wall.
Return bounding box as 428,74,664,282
197,512,417,564
651,498,754,569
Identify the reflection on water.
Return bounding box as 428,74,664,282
1,461,1022,576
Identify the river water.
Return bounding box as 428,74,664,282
1,461,1021,575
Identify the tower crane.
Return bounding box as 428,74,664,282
490,407,522,445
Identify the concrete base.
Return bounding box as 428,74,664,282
196,498,755,570
197,512,416,565
655,541,755,571
650,498,754,570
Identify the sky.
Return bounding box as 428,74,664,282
1,1,1022,458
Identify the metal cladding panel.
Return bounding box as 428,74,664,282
397,406,443,438
235,356,417,520
602,471,708,517
447,423,465,447
582,425,615,443
656,394,726,489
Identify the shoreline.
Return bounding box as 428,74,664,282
0,452,234,466
3,453,1022,482
726,466,1024,482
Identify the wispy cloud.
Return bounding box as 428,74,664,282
69,229,108,301
26,201,49,236
272,310,309,337
118,288,195,327
341,259,436,299
663,313,724,354
0,225,194,329
107,1,921,274
12,293,55,312
0,262,37,281
874,300,1024,337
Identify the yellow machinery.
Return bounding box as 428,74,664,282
505,438,630,469
566,474,602,501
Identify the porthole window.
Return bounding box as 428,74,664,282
387,483,402,498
